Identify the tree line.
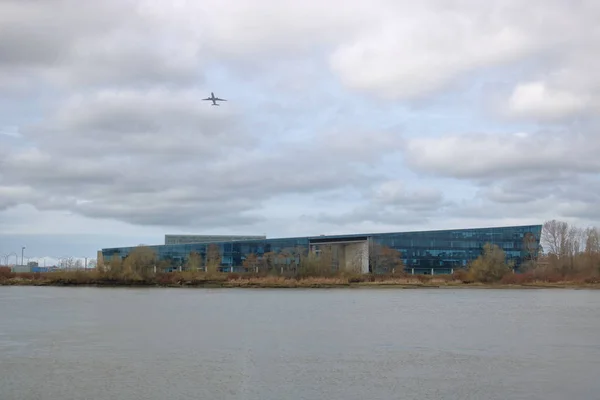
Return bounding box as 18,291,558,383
464,219,600,283
99,242,404,280
96,219,600,283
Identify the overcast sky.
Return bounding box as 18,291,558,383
1,0,599,264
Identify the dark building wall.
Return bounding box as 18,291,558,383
369,225,542,274
101,224,542,274
164,234,267,245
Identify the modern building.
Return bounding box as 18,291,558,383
164,234,266,245
100,224,542,275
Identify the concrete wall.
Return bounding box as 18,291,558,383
310,240,369,274
342,241,369,274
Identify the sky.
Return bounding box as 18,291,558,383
1,0,600,265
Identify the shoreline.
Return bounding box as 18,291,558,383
2,278,599,290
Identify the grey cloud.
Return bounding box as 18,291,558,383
2,0,599,107
397,115,600,228
423,169,600,229
316,207,429,227
4,0,600,236
17,89,247,160
0,1,205,89
312,180,452,227
0,1,125,67
371,180,447,210
74,198,265,227
403,128,600,180
0,185,76,212
1,86,402,228
329,0,600,105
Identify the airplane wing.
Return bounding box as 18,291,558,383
202,97,212,101
214,97,227,101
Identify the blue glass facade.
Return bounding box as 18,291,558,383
101,224,542,275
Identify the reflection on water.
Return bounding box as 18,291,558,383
1,287,600,400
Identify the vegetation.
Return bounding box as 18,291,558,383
464,243,514,283
1,219,599,288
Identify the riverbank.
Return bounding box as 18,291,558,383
1,271,599,289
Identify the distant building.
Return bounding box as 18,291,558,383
164,234,267,245
101,224,542,275
11,265,31,273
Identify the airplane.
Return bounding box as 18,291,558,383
202,92,227,106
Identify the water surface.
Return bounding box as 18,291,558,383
1,286,599,400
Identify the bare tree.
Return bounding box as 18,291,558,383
276,248,292,275
521,232,540,270
259,251,276,274
206,244,221,274
542,219,570,258
585,227,600,254
243,253,259,273
73,259,84,270
185,251,202,272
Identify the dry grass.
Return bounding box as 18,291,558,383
1,267,599,289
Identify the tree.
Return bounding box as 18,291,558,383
585,227,600,255
522,220,600,280
298,245,333,277
258,251,276,274
185,251,202,272
542,219,570,258
106,254,124,278
61,257,76,269
276,248,293,275
582,227,600,273
370,244,404,274
468,243,512,282
206,244,221,274
123,246,157,279
523,232,539,259
243,253,259,273
521,232,540,270
156,259,172,273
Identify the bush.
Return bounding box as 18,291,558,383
0,267,15,280
468,243,513,283
452,268,470,283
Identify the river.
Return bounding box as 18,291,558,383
1,286,599,399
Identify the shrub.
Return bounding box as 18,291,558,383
468,243,513,283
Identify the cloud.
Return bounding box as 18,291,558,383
2,0,600,260
0,84,403,227
3,0,599,103
506,82,592,121
329,2,535,100
0,0,206,90
313,180,451,227
402,129,600,179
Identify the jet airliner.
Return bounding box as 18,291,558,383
202,92,227,106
